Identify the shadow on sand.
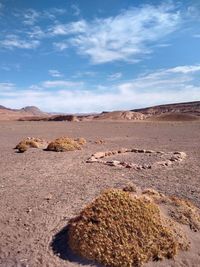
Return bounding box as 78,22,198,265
51,225,103,267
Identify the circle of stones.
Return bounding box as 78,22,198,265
86,148,186,170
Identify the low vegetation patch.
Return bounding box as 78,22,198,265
46,136,85,152
75,137,87,145
68,189,188,267
15,137,45,153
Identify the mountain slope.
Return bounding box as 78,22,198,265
132,101,200,116
0,105,48,121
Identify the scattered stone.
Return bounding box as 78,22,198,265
94,139,105,144
106,160,121,167
122,184,137,192
118,148,128,153
86,148,186,170
93,152,106,159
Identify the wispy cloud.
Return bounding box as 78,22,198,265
27,26,45,39
48,69,63,78
108,72,122,80
23,9,40,25
1,65,200,112
42,80,83,88
167,65,200,74
49,20,86,36
0,35,40,49
63,4,181,64
0,82,16,91
71,4,81,16
53,41,68,51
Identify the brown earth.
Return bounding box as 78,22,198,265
0,106,49,121
0,120,200,267
147,113,200,122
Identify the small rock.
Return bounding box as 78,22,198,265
93,152,106,159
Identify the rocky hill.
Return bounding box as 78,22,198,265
1,101,200,121
0,105,48,121
132,101,200,116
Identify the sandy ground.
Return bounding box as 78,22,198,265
0,121,200,267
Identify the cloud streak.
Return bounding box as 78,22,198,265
47,4,181,63
0,35,40,49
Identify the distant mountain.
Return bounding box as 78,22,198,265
20,106,45,116
0,105,12,110
1,101,200,121
132,101,200,116
0,105,48,121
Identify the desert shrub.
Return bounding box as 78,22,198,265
15,138,43,153
18,143,29,153
68,189,185,267
15,140,39,149
75,137,87,145
46,137,81,152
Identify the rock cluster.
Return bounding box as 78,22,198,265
86,148,186,170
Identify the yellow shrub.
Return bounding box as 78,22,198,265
68,189,185,267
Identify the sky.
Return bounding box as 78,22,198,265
0,0,200,113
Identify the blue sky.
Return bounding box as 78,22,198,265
0,0,200,112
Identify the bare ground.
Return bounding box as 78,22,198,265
0,121,200,267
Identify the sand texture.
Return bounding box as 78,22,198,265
0,121,200,267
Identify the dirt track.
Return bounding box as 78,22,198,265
0,121,200,267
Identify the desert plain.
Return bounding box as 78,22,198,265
0,120,200,267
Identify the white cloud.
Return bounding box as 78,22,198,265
23,9,39,25
108,72,122,80
65,4,181,63
1,65,200,112
42,80,83,88
27,26,45,39
49,20,86,36
43,8,66,20
53,41,68,51
71,4,80,16
0,82,16,91
73,71,96,78
167,65,200,74
48,69,63,78
0,35,40,49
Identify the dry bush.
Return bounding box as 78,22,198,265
17,143,29,153
46,137,81,152
75,137,87,145
68,189,186,267
15,138,41,152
